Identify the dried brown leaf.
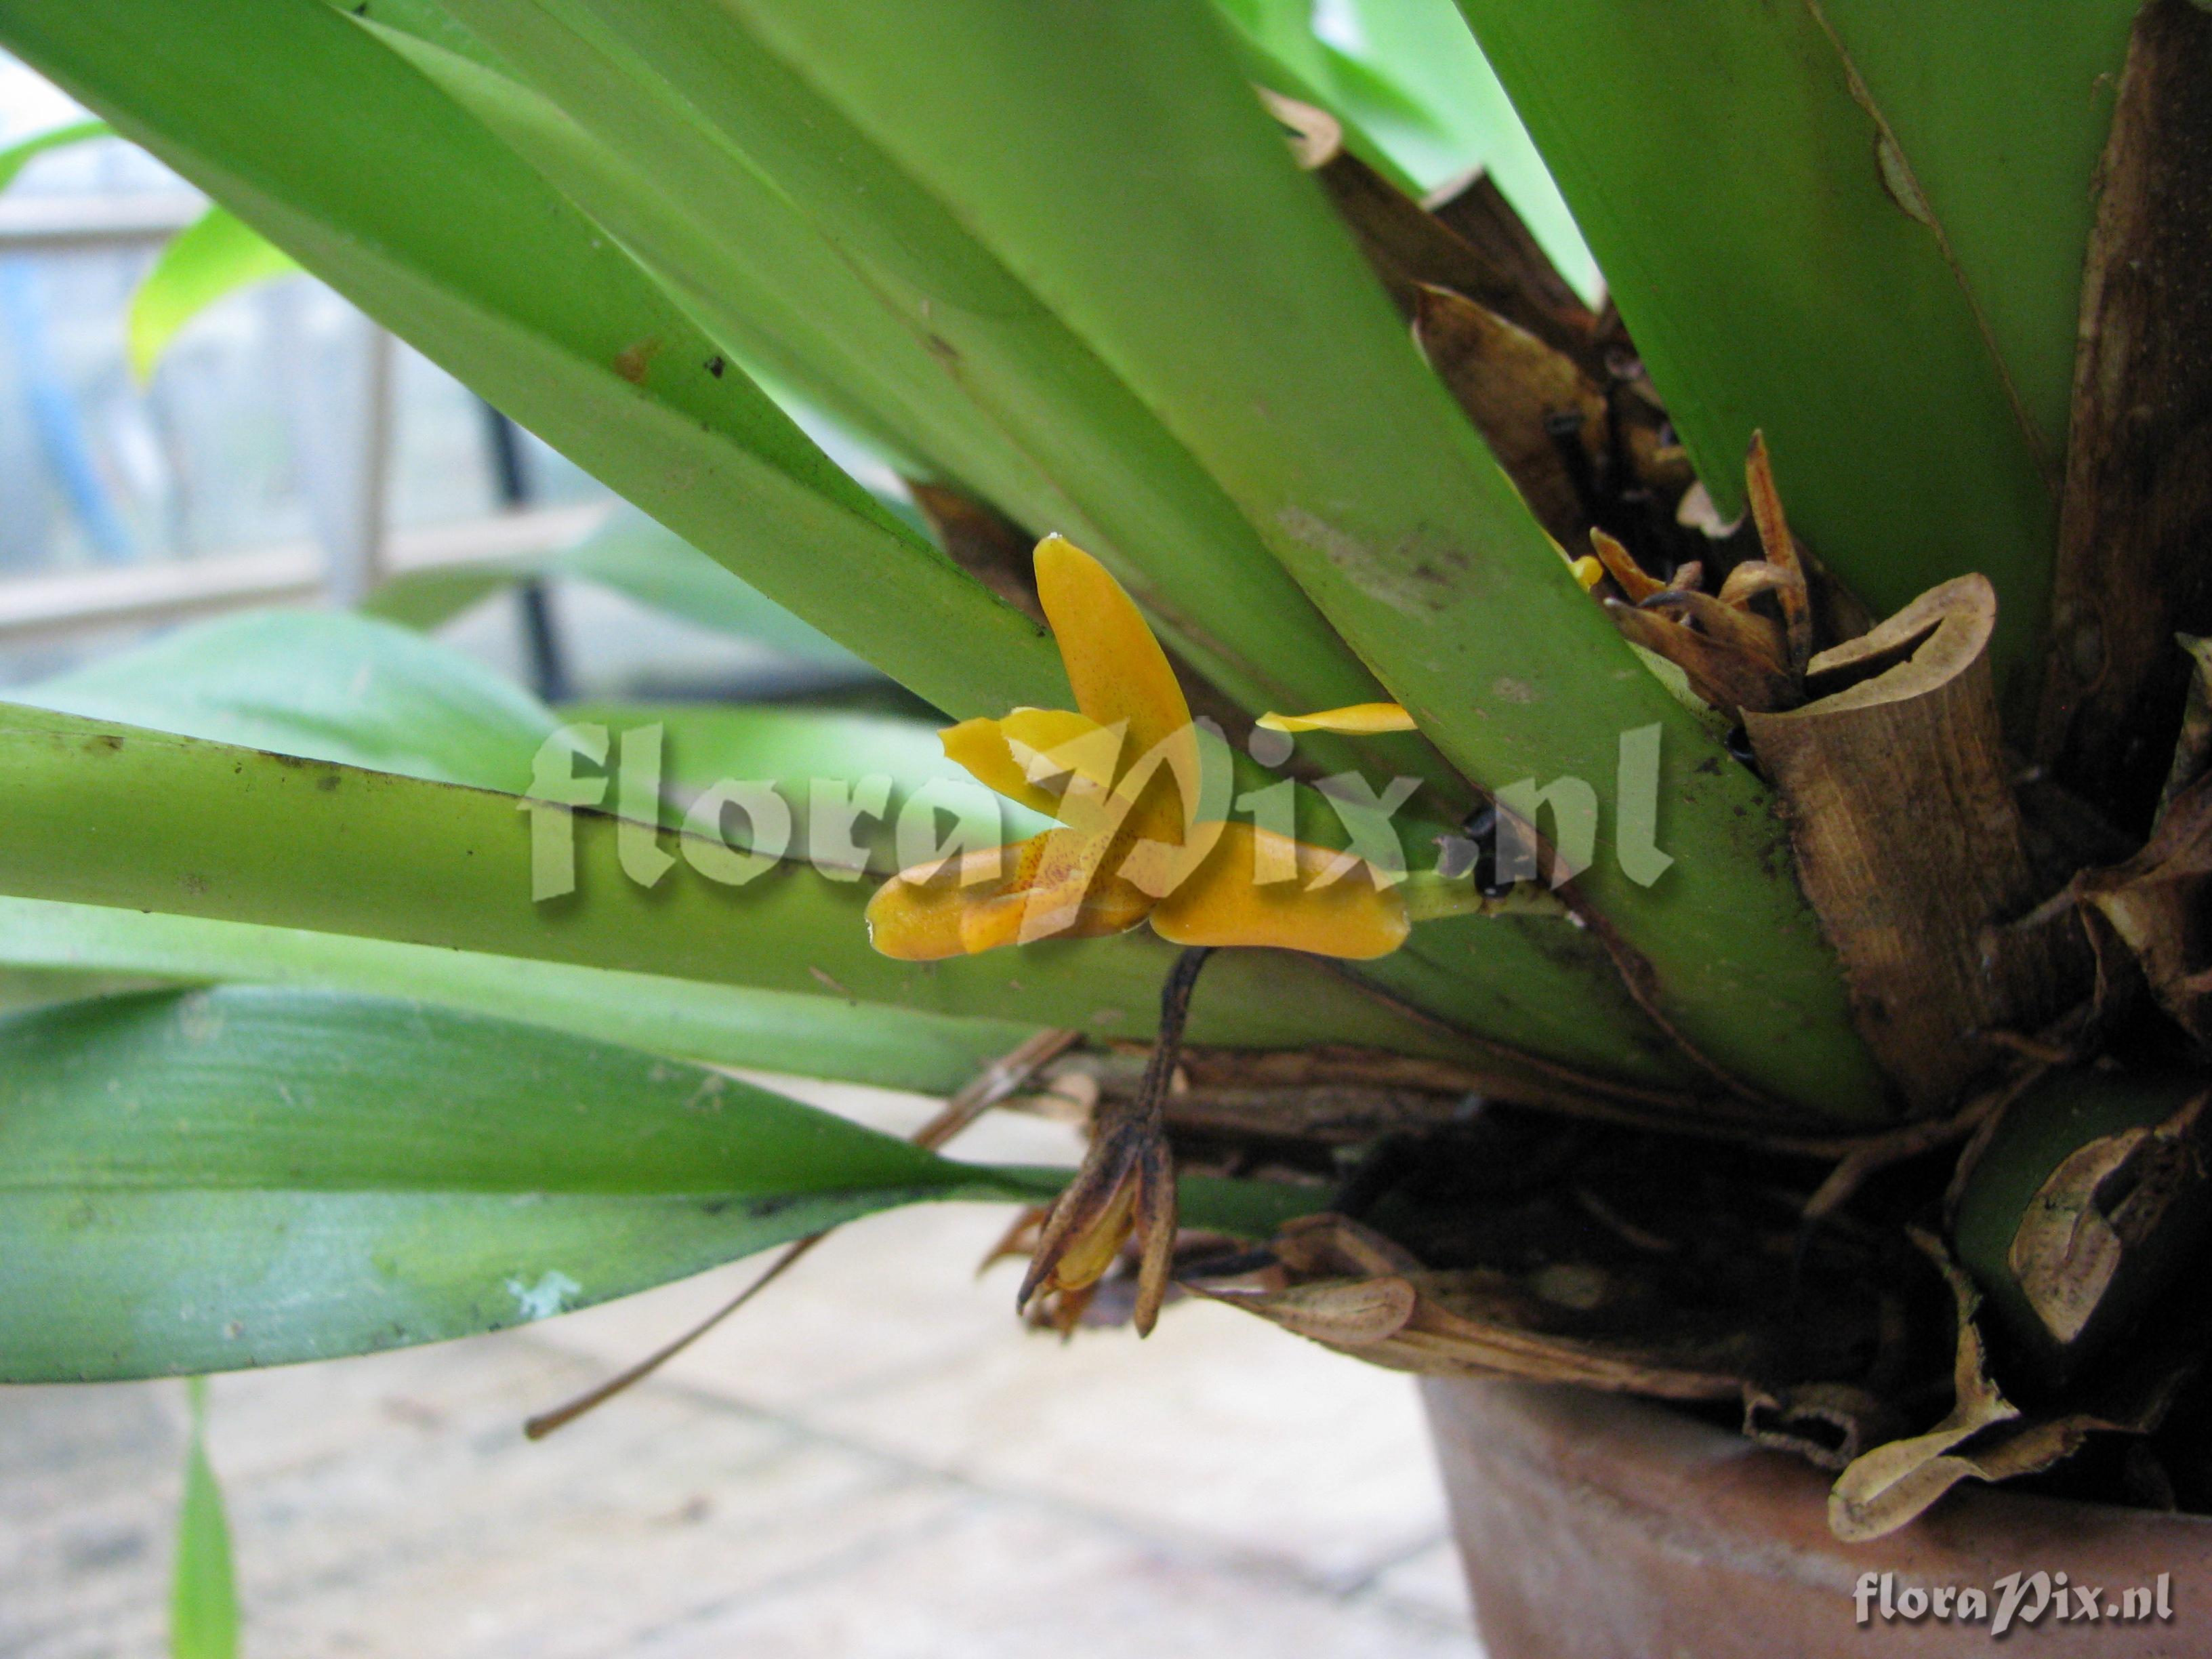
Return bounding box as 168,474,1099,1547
1219,1216,1761,1401
2075,773,2212,1043
1831,1221,2205,1542
1744,1382,1899,1471
1746,576,2085,1109
1605,599,1797,720
907,479,1044,623
1412,283,1604,544
2159,634,2212,810
2033,0,2212,821
1422,166,1594,348
2007,1092,2211,1347
1716,558,1808,615
1828,1232,2020,1541
1641,587,1789,674
1589,527,1663,604
1743,432,1813,671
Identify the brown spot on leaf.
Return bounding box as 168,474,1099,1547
613,335,663,385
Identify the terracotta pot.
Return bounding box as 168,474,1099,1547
1422,1377,2212,1656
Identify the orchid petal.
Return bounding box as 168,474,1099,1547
1149,822,1410,960
940,706,1113,818
1033,535,1195,849
1254,702,1418,735
865,829,1151,961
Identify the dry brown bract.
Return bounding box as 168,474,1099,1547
2070,773,2212,1046
1830,1231,2200,1541
1200,1214,1757,1399
1599,433,1810,720
2032,0,2212,821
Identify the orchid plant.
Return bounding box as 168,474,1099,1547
0,0,2205,1605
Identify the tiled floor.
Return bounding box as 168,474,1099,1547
0,1080,1480,1657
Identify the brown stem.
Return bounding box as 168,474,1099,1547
522,1027,1080,1439
1017,947,1215,1335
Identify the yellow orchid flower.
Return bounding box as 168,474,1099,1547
864,535,1425,1334
865,535,1410,965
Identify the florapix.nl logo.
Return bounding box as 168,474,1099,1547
1854,1570,2175,1637
514,715,1682,905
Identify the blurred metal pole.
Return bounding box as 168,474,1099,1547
323,321,394,607
477,396,569,704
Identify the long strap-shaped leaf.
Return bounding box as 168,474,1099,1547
355,6,1087,544
0,703,1496,1062
3,613,1700,1100
685,0,1886,1122
0,985,1316,1380
0,897,1046,1097
1798,1,2135,470
0,0,1064,723
1454,0,2133,679
415,0,1453,792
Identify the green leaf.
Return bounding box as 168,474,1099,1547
4,610,1663,1092
0,702,1478,1063
1209,0,1433,192
419,0,1449,786
0,964,169,1017
697,0,1885,1121
129,204,301,380
365,507,865,671
0,985,1313,1380
0,897,1045,1095
0,0,1881,1117
566,697,1052,876
1340,0,1595,296
0,0,1065,723
1451,0,2131,678
343,3,1105,571
0,115,110,191
12,599,1028,874
1793,1,2134,478
169,1378,240,1659
554,513,859,665
14,607,561,792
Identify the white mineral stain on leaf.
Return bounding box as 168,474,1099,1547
504,1270,582,1322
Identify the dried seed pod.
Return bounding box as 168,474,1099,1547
1017,1093,1179,1333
